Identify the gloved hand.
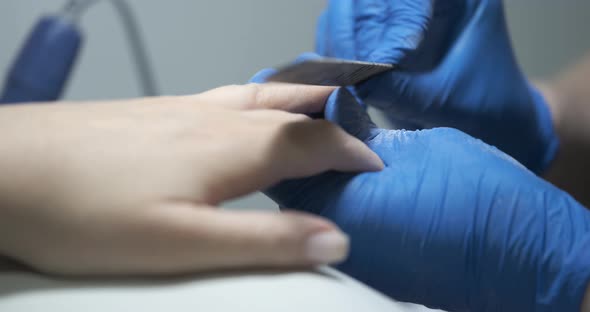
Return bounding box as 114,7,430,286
251,68,590,311
315,0,434,66
316,0,559,173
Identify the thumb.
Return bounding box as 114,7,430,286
325,88,378,142
121,204,350,274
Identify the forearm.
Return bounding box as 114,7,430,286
538,52,590,206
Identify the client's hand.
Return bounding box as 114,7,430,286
0,83,383,276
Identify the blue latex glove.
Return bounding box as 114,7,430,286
250,70,590,311
316,0,434,67
316,0,558,174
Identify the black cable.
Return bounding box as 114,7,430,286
62,0,100,22
62,0,158,96
109,0,158,96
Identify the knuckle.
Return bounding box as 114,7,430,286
242,83,265,109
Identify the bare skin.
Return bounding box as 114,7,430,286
539,52,590,208
539,54,590,207
536,53,590,312
0,83,384,276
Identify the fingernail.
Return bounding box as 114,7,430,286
305,230,349,264
356,148,384,172
366,151,385,171
354,140,384,172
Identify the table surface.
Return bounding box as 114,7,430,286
0,259,442,312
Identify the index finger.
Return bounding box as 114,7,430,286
195,83,336,114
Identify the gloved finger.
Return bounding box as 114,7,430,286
248,53,322,80
324,0,356,59
324,88,378,142
356,69,422,111
294,52,323,64
44,205,349,275
250,54,322,79
197,83,335,114
352,69,426,131
355,0,432,64
315,10,328,56
383,114,423,131
249,68,278,83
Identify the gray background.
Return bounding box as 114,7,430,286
1,1,589,210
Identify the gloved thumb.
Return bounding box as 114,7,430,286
325,87,377,142
294,52,323,64
317,0,356,60
355,0,433,64
249,68,277,83
248,53,321,84
315,10,328,56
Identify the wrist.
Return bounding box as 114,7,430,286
583,284,590,312
528,85,560,173
535,81,564,134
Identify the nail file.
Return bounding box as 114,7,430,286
267,58,394,86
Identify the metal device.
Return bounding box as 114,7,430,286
268,58,394,86
0,0,157,104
